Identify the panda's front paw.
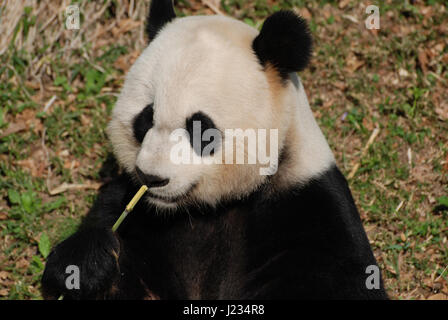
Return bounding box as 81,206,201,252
41,228,121,300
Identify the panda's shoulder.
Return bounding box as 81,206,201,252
248,164,362,235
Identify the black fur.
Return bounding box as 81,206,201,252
42,165,388,299
146,0,176,40
132,104,154,144
252,10,312,80
41,228,121,299
186,111,219,156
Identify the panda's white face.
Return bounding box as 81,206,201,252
108,13,334,210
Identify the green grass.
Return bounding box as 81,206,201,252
1,0,447,299
0,11,126,297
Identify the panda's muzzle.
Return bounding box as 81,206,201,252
135,167,169,188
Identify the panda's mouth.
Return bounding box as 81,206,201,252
147,183,198,204
147,191,186,203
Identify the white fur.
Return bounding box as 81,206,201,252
107,15,334,209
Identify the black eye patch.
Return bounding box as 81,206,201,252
186,112,220,156
133,104,154,143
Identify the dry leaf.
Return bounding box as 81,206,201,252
365,225,377,237
420,6,432,18
14,108,43,135
112,19,141,37
114,50,141,72
362,117,374,131
339,0,350,9
63,159,79,170
298,8,312,20
16,258,29,270
16,147,47,177
0,122,27,138
17,159,42,177
399,68,409,78
400,233,406,242
332,82,347,91
435,101,448,121
49,182,102,195
202,0,223,15
418,50,428,74
434,43,445,53
427,293,448,300
24,81,40,90
346,54,365,73
322,4,332,20
412,164,438,183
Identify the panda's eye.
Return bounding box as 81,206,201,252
186,111,219,156
133,104,154,143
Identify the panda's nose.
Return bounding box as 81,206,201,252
135,167,169,188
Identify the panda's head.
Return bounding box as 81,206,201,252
108,0,332,210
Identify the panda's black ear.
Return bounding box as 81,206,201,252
146,0,176,41
252,10,312,79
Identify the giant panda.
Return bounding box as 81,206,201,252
42,0,388,300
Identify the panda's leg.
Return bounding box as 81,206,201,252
41,174,149,300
